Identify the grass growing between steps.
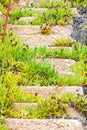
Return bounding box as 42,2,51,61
26,0,87,9
9,8,39,25
9,0,75,25
0,31,87,123
0,30,87,86
2,94,87,119
0,115,8,130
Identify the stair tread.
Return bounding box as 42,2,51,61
7,25,73,47
8,24,72,36
4,118,83,130
19,86,83,96
36,58,76,75
13,102,38,110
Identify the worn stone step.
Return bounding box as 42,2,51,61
27,8,48,14
13,103,38,110
4,118,83,130
7,25,73,47
36,58,76,75
7,25,40,35
19,16,36,23
17,34,73,47
8,25,72,35
19,86,83,97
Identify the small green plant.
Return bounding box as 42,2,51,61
0,30,87,119
9,8,39,23
54,38,72,47
0,3,7,15
69,0,87,7
9,2,74,25
0,0,8,7
75,96,87,116
3,93,87,118
40,23,52,35
0,17,3,36
0,124,8,130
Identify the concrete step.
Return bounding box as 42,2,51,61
13,103,38,110
19,86,83,97
7,25,73,47
36,58,76,75
19,16,36,23
8,25,72,35
16,34,73,47
4,118,83,130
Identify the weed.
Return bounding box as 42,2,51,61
40,23,52,35
9,8,39,24
54,38,72,47
0,30,87,119
9,2,74,25
3,94,87,118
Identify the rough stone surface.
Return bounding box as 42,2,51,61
13,103,38,110
36,58,76,75
19,86,83,97
4,118,83,130
19,16,36,22
71,7,87,45
7,25,73,47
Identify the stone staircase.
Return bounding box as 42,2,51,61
4,0,87,130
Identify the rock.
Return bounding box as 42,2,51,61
83,87,87,95
82,119,87,126
71,7,87,45
71,8,80,16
